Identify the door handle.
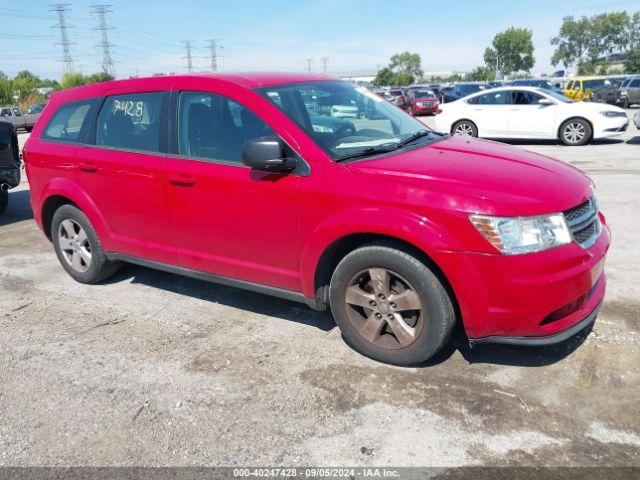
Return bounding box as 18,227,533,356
169,175,195,187
78,162,98,173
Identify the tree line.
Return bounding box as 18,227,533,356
373,8,639,85
0,71,114,110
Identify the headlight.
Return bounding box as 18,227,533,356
470,214,572,254
600,111,627,118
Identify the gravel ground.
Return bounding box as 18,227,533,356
1,111,639,467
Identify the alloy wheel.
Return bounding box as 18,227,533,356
58,219,92,273
344,268,424,349
563,122,586,144
454,123,474,136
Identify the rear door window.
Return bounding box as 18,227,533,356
96,92,164,153
41,100,94,143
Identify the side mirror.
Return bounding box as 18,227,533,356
539,98,555,106
242,136,296,173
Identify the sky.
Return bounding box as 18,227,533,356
1,0,638,80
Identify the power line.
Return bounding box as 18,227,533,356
183,40,194,72
91,4,116,77
49,3,75,72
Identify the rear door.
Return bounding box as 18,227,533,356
74,90,174,263
164,88,302,291
508,90,556,137
630,78,640,103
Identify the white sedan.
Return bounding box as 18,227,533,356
434,86,629,146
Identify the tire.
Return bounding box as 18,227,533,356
622,98,630,109
452,120,478,137
559,118,592,146
51,204,119,284
0,189,8,215
329,242,455,366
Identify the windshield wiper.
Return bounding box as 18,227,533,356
395,129,435,149
335,143,398,162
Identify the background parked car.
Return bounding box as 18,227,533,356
404,87,440,116
442,82,486,103
619,76,640,108
0,106,40,132
28,103,46,114
388,88,407,107
634,110,640,130
510,78,564,94
563,77,613,102
435,86,629,146
0,120,21,214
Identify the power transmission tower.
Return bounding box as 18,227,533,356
49,3,75,72
321,56,328,73
306,58,312,73
183,40,194,72
90,4,116,77
209,39,221,72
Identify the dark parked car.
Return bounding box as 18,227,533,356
443,82,486,103
510,79,564,94
0,120,21,214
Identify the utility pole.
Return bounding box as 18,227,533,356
49,3,75,72
321,56,328,73
90,4,116,77
183,40,193,72
209,39,221,72
306,58,312,73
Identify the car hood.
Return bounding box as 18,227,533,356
346,135,592,216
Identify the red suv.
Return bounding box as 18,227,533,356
405,87,440,116
24,73,609,365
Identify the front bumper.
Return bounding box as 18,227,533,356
432,219,610,340
413,103,439,114
593,116,630,138
469,296,602,346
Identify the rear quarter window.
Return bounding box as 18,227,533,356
41,100,94,143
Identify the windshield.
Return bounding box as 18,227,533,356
413,89,435,98
541,89,572,103
461,84,484,94
583,79,611,89
257,81,440,162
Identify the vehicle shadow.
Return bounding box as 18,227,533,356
104,264,336,332
0,188,34,227
499,138,626,147
627,136,640,145
416,320,592,368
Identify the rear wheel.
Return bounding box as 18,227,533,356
0,189,8,215
559,118,592,146
329,243,455,366
452,120,478,137
51,204,119,284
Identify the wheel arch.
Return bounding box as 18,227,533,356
39,178,111,242
557,116,593,142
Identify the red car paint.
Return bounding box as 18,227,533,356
406,92,440,115
24,73,609,342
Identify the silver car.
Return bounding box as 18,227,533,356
634,110,640,130
620,76,640,108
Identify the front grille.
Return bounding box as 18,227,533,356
563,197,601,249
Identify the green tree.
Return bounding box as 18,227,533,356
468,66,495,81
626,49,640,73
372,67,396,86
591,12,630,60
389,51,423,79
484,27,535,77
394,71,415,86
86,72,115,83
60,72,88,89
551,16,593,68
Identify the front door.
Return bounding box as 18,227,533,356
465,90,511,136
164,90,302,291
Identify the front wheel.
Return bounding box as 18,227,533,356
0,189,8,215
329,243,455,366
452,120,478,137
559,118,592,146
